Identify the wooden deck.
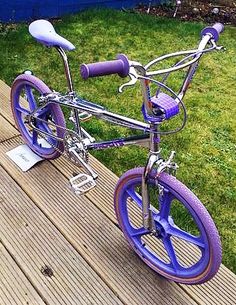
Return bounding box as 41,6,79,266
0,79,235,305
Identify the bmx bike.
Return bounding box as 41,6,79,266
11,19,224,284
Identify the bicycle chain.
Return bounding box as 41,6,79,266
27,114,89,165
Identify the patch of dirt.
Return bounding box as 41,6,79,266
136,1,236,25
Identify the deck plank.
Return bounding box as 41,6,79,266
0,242,46,305
0,114,19,143
0,80,14,125
0,80,19,144
0,136,197,305
0,164,124,305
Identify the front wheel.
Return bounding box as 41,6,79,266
114,167,222,284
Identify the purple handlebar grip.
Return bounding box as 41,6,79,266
80,54,129,79
201,23,224,41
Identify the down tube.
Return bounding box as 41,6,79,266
87,134,150,151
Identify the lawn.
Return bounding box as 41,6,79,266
0,9,235,274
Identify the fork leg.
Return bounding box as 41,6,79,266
142,153,158,231
142,122,161,231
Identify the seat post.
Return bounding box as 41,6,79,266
56,46,83,136
56,46,74,94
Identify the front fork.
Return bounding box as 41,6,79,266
142,151,178,232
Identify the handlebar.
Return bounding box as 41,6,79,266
80,23,224,94
80,54,129,79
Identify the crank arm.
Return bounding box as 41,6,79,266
69,148,98,180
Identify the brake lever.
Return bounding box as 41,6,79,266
217,45,226,51
211,40,225,51
118,67,138,93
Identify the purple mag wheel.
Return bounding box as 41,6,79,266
114,167,222,285
11,74,66,159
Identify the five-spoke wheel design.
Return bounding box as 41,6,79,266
11,74,65,159
114,167,222,284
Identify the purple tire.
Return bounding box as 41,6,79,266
11,74,66,159
114,167,222,284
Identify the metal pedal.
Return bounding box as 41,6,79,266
70,173,96,195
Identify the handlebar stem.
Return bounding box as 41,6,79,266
198,34,212,51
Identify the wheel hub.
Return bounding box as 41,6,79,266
154,218,169,239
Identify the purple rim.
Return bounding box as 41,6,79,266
11,74,66,159
114,167,222,284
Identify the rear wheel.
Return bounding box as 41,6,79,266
11,74,66,159
114,167,222,284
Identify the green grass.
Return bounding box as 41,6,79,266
1,9,236,273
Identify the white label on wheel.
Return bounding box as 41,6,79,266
6,144,43,172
